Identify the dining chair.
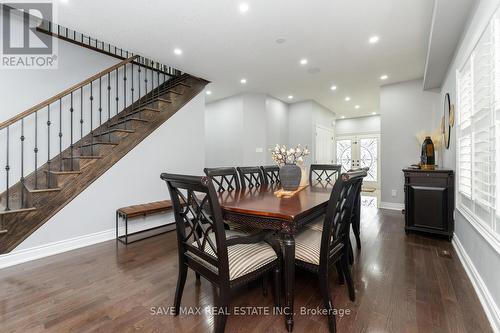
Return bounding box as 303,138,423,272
294,170,366,333
260,165,280,185
237,166,265,188
348,167,370,250
309,164,342,187
203,167,241,192
161,173,282,333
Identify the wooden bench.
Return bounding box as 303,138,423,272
116,200,175,244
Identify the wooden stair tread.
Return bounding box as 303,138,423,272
117,200,173,218
44,170,82,175
0,206,36,216
80,141,119,148
62,155,102,160
178,82,191,88
112,117,149,126
94,129,135,137
166,89,182,95
25,186,62,193
156,98,172,103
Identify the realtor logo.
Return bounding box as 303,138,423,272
1,1,58,69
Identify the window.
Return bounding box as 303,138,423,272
456,9,500,240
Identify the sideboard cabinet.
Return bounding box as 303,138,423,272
402,169,454,241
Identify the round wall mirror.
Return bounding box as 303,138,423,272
444,93,451,149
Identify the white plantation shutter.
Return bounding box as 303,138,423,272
457,9,500,239
472,24,495,209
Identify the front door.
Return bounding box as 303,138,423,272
336,134,380,189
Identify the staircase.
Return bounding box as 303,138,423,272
0,43,208,253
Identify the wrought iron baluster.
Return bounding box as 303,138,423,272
5,126,10,210
90,81,94,155
131,61,135,113
157,63,160,100
34,111,38,189
20,119,25,206
70,92,74,171
123,64,127,130
137,59,142,119
99,77,102,136
107,73,111,142
151,61,154,99
80,87,84,148
59,99,62,171
115,68,119,128
46,104,52,188
144,59,149,113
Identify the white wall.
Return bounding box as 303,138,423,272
435,0,500,330
380,79,439,205
11,93,205,253
335,115,381,136
205,94,318,167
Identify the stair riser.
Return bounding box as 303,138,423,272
61,158,81,172
22,187,49,208
111,119,147,130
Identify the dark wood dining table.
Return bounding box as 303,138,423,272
217,184,332,332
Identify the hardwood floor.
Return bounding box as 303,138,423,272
0,206,492,332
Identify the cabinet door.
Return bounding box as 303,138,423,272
407,185,448,230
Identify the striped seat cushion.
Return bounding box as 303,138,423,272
295,228,322,265
304,215,325,232
192,230,277,280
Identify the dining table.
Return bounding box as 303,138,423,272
217,183,333,332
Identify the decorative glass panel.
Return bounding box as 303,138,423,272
336,139,352,173
360,138,378,181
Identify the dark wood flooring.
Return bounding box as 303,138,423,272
0,206,492,332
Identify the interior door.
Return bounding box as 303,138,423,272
315,126,335,164
336,134,380,189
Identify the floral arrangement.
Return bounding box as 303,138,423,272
270,144,310,166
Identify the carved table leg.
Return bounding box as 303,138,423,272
283,233,295,332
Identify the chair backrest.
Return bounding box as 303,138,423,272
237,166,265,188
161,173,231,282
319,170,367,267
260,165,280,185
203,167,241,193
309,164,342,186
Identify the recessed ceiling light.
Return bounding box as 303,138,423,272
372,112,377,115
288,95,294,99
173,48,182,55
369,36,380,44
344,96,351,101
330,85,337,91
380,74,388,80
239,3,249,13
300,58,308,65
355,105,360,109
206,90,212,95
341,116,346,119
240,78,247,84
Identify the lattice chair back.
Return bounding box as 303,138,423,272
237,166,265,189
309,164,342,187
203,167,241,193
318,170,366,267
260,165,280,185
161,173,231,282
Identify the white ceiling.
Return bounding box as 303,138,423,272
56,0,437,117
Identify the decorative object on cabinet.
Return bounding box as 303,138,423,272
403,169,454,241
420,136,435,170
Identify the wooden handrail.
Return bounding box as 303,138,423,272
0,55,139,130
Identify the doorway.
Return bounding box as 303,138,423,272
335,134,380,190
314,125,335,164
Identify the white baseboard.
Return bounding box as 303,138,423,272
0,229,115,270
379,201,405,211
453,235,500,333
